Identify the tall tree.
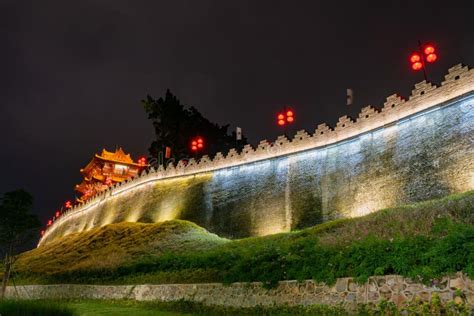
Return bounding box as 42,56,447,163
0,190,40,299
142,89,247,165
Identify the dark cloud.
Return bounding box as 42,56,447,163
1,0,473,226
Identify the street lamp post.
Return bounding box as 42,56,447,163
190,137,204,157
277,107,295,137
410,41,438,81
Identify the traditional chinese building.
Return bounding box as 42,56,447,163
75,148,148,203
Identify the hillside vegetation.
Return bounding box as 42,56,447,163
12,190,474,286
14,220,228,282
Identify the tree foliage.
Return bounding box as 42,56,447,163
142,89,247,164
0,189,40,299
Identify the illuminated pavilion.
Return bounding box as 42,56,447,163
75,148,148,203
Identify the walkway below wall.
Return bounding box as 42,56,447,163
6,273,474,308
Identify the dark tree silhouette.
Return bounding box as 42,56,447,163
142,89,247,166
0,189,40,299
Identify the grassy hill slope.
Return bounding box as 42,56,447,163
15,220,229,281
13,191,474,286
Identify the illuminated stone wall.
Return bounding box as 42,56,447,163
39,64,474,245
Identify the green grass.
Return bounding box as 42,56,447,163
11,190,474,286
0,299,189,316
1,298,470,315
67,300,188,315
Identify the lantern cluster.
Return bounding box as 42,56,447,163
424,46,437,63
410,44,438,71
410,53,423,71
137,156,147,165
191,137,204,152
277,109,295,126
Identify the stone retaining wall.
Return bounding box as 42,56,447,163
6,273,473,308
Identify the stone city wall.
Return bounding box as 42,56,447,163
6,273,474,309
39,64,474,246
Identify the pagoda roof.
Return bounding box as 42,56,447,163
79,147,145,175
94,148,143,167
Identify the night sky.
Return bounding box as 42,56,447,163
1,1,473,226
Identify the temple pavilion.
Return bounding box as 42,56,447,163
75,148,148,203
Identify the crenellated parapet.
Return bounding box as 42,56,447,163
39,64,474,246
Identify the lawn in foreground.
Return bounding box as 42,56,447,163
0,299,190,316
67,300,189,316
1,298,470,315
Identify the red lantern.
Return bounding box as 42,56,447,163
47,220,52,226
55,211,60,218
65,201,72,209
424,45,435,55
412,62,422,70
410,53,421,63
41,230,45,236
426,53,437,63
